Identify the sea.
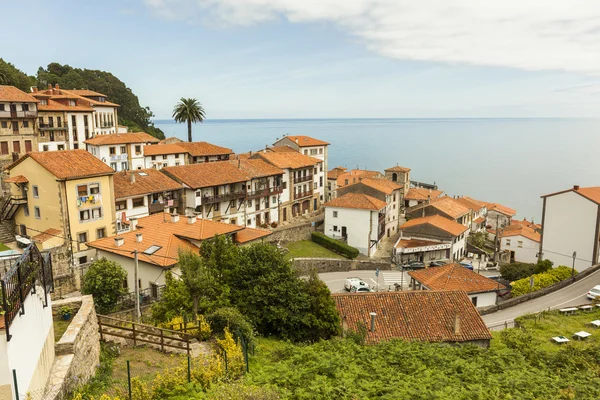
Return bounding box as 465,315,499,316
153,118,600,222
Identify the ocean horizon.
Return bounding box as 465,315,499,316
153,117,600,222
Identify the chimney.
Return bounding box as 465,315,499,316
238,159,241,168
369,312,377,333
187,215,197,224
574,185,580,190
171,213,180,223
453,314,461,335
47,83,51,90
130,217,138,231
55,83,60,90
295,138,299,144
136,233,143,243
31,86,38,93
114,237,124,247
130,171,136,183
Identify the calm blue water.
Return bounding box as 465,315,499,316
154,118,600,222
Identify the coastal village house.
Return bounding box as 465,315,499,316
68,89,120,136
384,165,410,204
396,215,469,262
408,263,506,308
485,202,516,230
539,185,600,271
406,196,473,232
336,177,403,238
501,221,541,264
455,196,488,232
326,166,347,201
143,143,188,170
87,213,271,291
174,141,234,164
323,193,386,257
403,188,444,209
333,291,492,347
251,151,323,222
0,86,38,164
3,150,116,274
85,132,160,172
113,168,184,233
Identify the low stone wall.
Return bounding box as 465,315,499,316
293,257,391,275
480,263,600,316
43,295,100,400
268,220,319,242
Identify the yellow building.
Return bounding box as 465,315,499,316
0,86,38,164
3,150,116,269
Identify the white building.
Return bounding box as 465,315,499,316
323,192,387,257
501,223,541,264
403,188,444,209
454,196,488,232
485,202,516,230
85,132,160,171
143,144,188,170
66,90,120,137
540,185,600,271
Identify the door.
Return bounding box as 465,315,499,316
24,140,32,153
0,142,8,155
19,224,26,236
341,226,347,238
313,198,317,211
283,207,287,222
12,141,20,154
256,214,261,226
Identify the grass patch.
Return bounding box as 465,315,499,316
284,240,345,260
111,346,187,384
53,317,71,342
0,242,10,251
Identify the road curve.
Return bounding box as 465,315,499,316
482,268,600,330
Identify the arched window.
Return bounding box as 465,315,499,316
392,173,398,182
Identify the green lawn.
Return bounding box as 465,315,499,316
284,240,345,260
53,318,71,342
0,243,10,251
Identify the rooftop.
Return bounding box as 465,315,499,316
333,291,491,344
113,169,183,199
542,185,600,206
336,169,382,187
37,98,94,112
279,135,330,147
84,132,160,146
235,227,272,244
404,188,444,201
400,215,469,237
501,223,541,242
324,193,386,211
176,141,234,157
454,196,486,212
348,177,402,195
408,263,506,293
6,150,114,180
385,165,411,172
66,89,108,97
251,151,321,170
327,167,347,180
428,197,471,219
142,144,188,156
0,85,39,103
228,159,284,179
395,238,447,249
162,161,250,188
484,202,517,217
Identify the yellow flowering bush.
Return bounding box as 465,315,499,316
161,315,212,341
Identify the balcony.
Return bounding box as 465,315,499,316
379,213,386,224
109,154,128,162
39,123,68,131
294,190,313,200
1,110,36,119
149,198,179,214
294,174,313,184
77,193,102,208
246,185,283,199
202,190,246,205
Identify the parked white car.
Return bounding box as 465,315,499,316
344,277,370,292
587,285,600,300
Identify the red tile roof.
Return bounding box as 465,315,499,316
176,141,234,157
4,175,28,184
324,193,386,210
404,188,444,201
66,89,108,97
143,144,188,156
385,165,411,172
113,169,182,199
162,161,250,188
37,99,94,112
512,218,541,230
0,86,39,103
454,196,485,212
473,216,485,224
408,264,506,293
84,132,160,146
400,215,468,237
267,146,298,153
342,177,402,195
395,238,447,249
6,150,114,180
281,135,329,147
333,291,491,344
336,169,382,187
31,228,62,243
484,202,517,217
327,167,347,180
235,227,272,244
501,223,541,242
228,159,284,178
428,197,470,219
252,151,321,170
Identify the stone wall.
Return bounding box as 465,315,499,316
43,295,100,400
268,219,320,243
50,245,80,299
293,257,391,275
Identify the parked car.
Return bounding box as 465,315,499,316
459,261,474,270
345,277,370,292
355,286,375,293
587,285,600,300
401,260,425,270
429,260,447,267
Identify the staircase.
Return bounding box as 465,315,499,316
0,219,15,244
0,195,27,222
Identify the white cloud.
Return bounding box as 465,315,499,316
144,0,600,75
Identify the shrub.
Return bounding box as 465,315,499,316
161,315,212,341
311,232,359,259
511,266,573,296
500,259,554,282
81,258,127,314
207,307,255,344
270,221,278,228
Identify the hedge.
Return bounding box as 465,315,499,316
311,232,359,259
511,266,572,297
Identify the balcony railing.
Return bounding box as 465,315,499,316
202,190,246,205
294,174,313,184
246,185,283,199
294,190,313,200
149,198,179,214
109,154,128,162
39,123,68,130
2,110,36,119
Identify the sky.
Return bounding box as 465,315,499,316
3,0,600,119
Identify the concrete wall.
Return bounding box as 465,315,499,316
324,206,378,256
502,235,539,264
468,291,497,308
292,257,391,275
268,220,317,242
144,153,185,169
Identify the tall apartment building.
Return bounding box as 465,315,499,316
67,89,119,136
0,86,38,164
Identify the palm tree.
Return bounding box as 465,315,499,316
172,98,206,142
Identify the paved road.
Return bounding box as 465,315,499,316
483,268,600,330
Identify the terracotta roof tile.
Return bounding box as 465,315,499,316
454,197,485,212
336,169,382,187
31,228,62,243
235,227,272,244
404,188,444,201
395,238,447,249
385,165,411,172
252,151,321,170
37,98,94,112
324,193,386,210
501,223,541,242
228,159,284,178
353,177,402,194
6,150,114,180
400,215,468,237
333,291,491,344
143,144,188,156
268,146,298,153
327,167,347,180
176,142,234,157
4,175,28,184
113,169,182,199
427,197,471,219
162,161,250,188
408,263,506,293
84,132,160,146
0,86,39,103
473,216,485,224
483,202,516,217
512,218,541,230
460,196,487,208
282,135,329,147
66,89,108,97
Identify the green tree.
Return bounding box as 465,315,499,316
81,258,127,313
468,231,488,249
172,98,206,142
150,271,192,323
300,270,341,341
0,59,34,91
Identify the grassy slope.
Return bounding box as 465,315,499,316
284,240,345,260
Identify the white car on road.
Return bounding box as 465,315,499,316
587,285,600,300
344,277,370,292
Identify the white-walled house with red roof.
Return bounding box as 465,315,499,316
501,223,541,264
540,185,600,271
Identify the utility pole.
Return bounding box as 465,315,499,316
572,251,577,278
493,215,499,262
133,249,141,322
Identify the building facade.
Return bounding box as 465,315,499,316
85,132,160,171
0,86,38,165
501,223,540,264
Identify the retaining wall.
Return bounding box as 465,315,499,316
293,257,391,275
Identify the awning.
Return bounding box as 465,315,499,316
4,175,28,184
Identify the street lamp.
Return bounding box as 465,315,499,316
572,251,577,278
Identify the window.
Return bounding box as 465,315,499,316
0,142,8,155
314,182,318,189
174,153,179,158
0,105,4,111
162,155,167,160
471,297,478,307
110,162,117,170
78,232,88,244
282,181,287,189
23,205,29,217
506,239,511,246
518,241,523,248
272,196,277,204
303,150,308,155
23,121,29,128
96,228,106,239
214,202,220,211
22,104,29,111
333,225,338,231
134,145,141,154
32,185,39,198
121,162,128,170
344,179,349,185
34,206,41,219
143,245,162,255
320,177,323,187
116,201,126,210
151,155,156,161
13,141,20,153
120,146,126,154
162,163,167,168
25,140,32,153
78,256,88,265
247,200,252,207
196,191,201,197
79,207,102,221
314,167,317,174
57,145,64,150
90,184,100,194
0,122,6,128
175,162,180,166
333,211,338,218
132,197,144,208
43,145,49,152
319,148,323,154
109,147,116,155
77,185,88,196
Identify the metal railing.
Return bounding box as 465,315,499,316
246,186,283,199
112,285,165,313
294,174,313,183
294,190,313,200
202,190,247,204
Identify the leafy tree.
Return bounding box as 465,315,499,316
534,259,553,274
500,259,554,282
468,231,488,249
172,98,206,142
0,59,35,91
300,270,341,341
81,258,127,313
207,306,255,344
150,271,192,323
